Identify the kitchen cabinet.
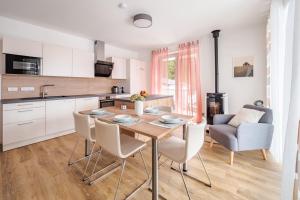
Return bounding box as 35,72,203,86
42,44,73,77
107,57,127,79
2,36,43,57
72,49,94,78
127,59,147,94
3,119,45,146
46,99,75,135
2,101,46,150
75,97,99,111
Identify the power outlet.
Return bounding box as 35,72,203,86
21,87,35,92
7,87,18,92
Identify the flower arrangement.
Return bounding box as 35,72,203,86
130,94,145,102
140,90,148,97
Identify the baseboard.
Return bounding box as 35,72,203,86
2,129,75,151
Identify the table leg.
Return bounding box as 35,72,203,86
183,124,188,172
152,138,159,200
85,139,91,156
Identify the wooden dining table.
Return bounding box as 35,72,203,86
81,107,194,200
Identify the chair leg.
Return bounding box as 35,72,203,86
91,147,103,175
261,149,267,160
197,152,212,187
179,164,191,200
230,151,234,165
68,137,80,165
82,142,95,180
139,150,150,180
114,160,126,200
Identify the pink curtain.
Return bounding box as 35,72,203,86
175,41,202,122
150,48,168,94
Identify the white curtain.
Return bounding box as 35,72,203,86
268,0,300,199
268,0,287,162
281,0,300,198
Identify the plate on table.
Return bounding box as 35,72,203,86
113,114,133,123
90,109,106,115
159,115,181,124
144,107,159,113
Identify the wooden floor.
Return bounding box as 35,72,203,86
0,132,281,200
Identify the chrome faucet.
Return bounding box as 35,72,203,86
40,84,55,98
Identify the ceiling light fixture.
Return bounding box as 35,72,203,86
133,13,152,28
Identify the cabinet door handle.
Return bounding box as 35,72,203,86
18,109,33,113
17,103,33,107
17,121,34,126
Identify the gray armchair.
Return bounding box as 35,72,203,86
209,105,274,165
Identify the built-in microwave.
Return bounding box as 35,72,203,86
5,54,41,75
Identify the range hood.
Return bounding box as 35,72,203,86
94,40,113,77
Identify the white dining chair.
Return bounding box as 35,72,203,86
158,119,211,200
92,119,150,200
69,112,97,180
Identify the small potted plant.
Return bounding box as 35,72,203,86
130,94,145,116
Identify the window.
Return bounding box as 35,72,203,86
166,55,176,97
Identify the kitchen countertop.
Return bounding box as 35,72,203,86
1,93,130,104
114,95,173,102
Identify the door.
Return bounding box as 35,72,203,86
129,59,147,94
42,44,73,77
46,99,75,135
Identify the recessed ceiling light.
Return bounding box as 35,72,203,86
118,2,128,9
133,13,152,28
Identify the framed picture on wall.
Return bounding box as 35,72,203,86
233,56,254,77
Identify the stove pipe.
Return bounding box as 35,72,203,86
212,30,220,93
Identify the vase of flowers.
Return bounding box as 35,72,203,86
130,94,145,116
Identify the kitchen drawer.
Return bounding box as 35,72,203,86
3,101,45,111
3,118,45,145
3,106,45,124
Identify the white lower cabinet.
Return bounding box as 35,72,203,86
2,101,46,150
2,96,98,151
3,119,45,145
3,106,45,125
46,99,75,135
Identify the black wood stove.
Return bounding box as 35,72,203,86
206,30,228,125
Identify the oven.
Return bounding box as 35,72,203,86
99,98,114,108
5,54,41,75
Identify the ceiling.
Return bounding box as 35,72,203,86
0,0,270,50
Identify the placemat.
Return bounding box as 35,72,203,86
112,117,142,126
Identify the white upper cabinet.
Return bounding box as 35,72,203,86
2,36,42,57
128,59,147,94
108,57,127,79
42,43,73,77
72,49,94,78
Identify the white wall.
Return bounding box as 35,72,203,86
0,16,93,50
200,23,267,113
